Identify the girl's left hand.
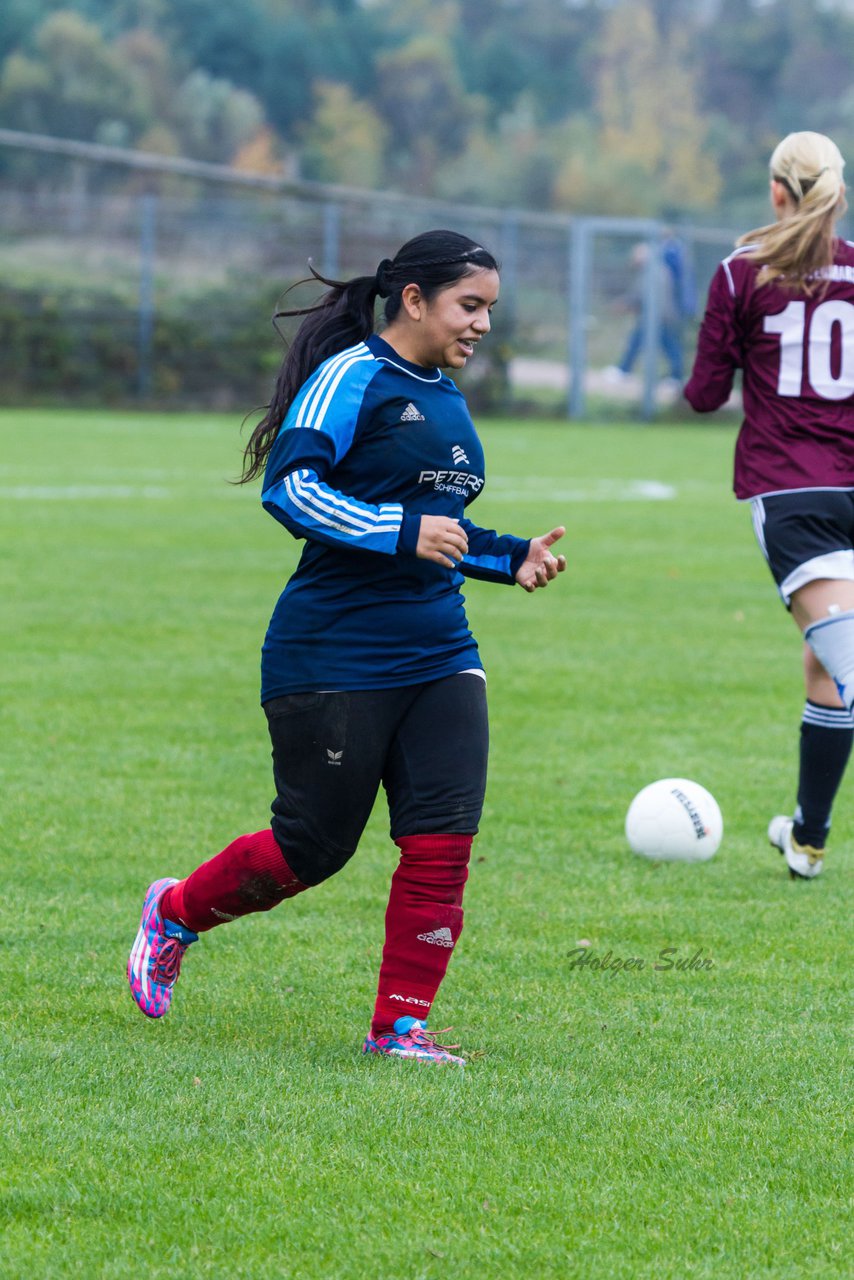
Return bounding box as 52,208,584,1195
515,527,567,593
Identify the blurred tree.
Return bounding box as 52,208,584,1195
774,0,854,136
807,82,854,184
171,68,266,163
0,1,56,63
160,0,274,93
552,114,659,216
454,24,534,121
434,96,556,209
232,125,287,175
0,53,52,136
375,34,472,192
134,120,182,165
368,0,459,42
454,0,598,124
555,0,721,214
0,11,146,140
113,26,173,126
698,0,854,207
301,81,387,186
652,27,722,210
164,0,386,139
699,0,791,202
1,0,853,217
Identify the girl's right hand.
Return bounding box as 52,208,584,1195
415,515,469,568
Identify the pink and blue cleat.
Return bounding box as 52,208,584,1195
362,1016,465,1066
127,878,198,1018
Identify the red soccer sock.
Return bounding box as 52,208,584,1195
159,829,308,934
370,833,472,1037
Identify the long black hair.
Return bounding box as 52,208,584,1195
239,229,499,483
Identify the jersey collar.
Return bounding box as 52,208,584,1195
368,333,443,383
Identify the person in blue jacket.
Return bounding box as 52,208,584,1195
128,229,566,1065
605,230,697,386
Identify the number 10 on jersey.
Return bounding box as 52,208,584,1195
764,299,854,400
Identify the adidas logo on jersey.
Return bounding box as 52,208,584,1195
451,444,469,465
400,402,425,422
416,926,454,948
326,748,343,765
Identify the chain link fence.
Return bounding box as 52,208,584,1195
0,172,746,417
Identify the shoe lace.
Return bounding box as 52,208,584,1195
409,1025,461,1052
151,936,185,985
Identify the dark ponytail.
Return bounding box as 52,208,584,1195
239,229,499,483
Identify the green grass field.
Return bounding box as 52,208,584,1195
2,408,850,1279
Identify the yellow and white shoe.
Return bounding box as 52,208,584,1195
768,816,825,880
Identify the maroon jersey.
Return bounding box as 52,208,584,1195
685,238,854,498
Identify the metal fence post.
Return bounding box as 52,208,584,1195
500,210,519,330
568,218,590,418
137,193,157,400
640,224,662,420
68,160,87,234
322,201,340,278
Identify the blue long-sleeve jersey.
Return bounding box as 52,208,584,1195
259,334,530,699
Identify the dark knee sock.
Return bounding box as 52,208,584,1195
793,701,854,848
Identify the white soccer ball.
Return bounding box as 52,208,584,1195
625,778,722,862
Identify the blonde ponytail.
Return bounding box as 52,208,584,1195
737,131,847,292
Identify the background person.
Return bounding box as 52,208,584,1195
684,131,853,879
127,229,566,1063
605,232,694,387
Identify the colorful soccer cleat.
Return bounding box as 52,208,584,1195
127,877,198,1017
768,815,825,880
362,1016,465,1066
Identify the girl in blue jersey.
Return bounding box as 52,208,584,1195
128,229,566,1064
686,131,853,881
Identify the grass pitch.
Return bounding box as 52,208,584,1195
1,408,850,1279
